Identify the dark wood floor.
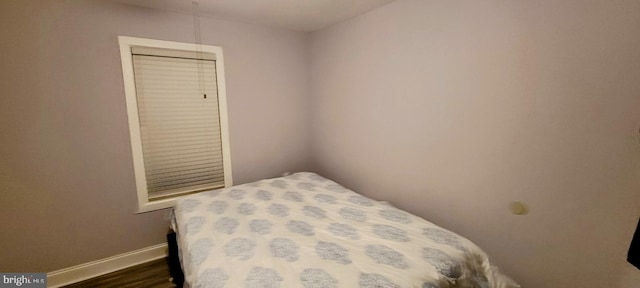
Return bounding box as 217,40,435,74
63,258,175,288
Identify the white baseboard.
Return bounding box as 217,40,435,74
47,243,168,288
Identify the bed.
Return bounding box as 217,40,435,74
172,172,518,288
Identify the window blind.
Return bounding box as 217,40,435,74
132,52,225,200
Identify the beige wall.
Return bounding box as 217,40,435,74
0,0,310,271
309,0,640,287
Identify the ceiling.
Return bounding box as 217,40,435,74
111,0,396,32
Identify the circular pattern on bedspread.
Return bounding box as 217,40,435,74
422,247,462,278
189,238,214,266
208,200,228,214
283,191,304,202
378,209,412,224
347,195,373,206
338,207,366,222
315,241,351,264
314,194,337,204
297,182,316,191
373,224,410,242
238,203,257,215
180,175,475,288
423,227,465,250
325,183,347,193
268,203,290,217
214,217,239,234
224,238,256,261
301,269,337,288
422,282,439,288
327,223,359,240
359,273,399,288
249,219,272,235
269,179,288,189
245,266,283,288
195,268,228,288
287,220,314,236
179,199,202,213
185,216,205,235
365,245,408,269
256,190,273,201
270,238,299,262
228,189,247,200
303,206,327,219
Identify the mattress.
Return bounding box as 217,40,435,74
173,172,517,288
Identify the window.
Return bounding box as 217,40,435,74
118,36,232,212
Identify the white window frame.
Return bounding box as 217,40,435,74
118,36,233,213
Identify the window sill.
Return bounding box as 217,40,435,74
135,198,177,214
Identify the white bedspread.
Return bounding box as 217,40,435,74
173,172,517,288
